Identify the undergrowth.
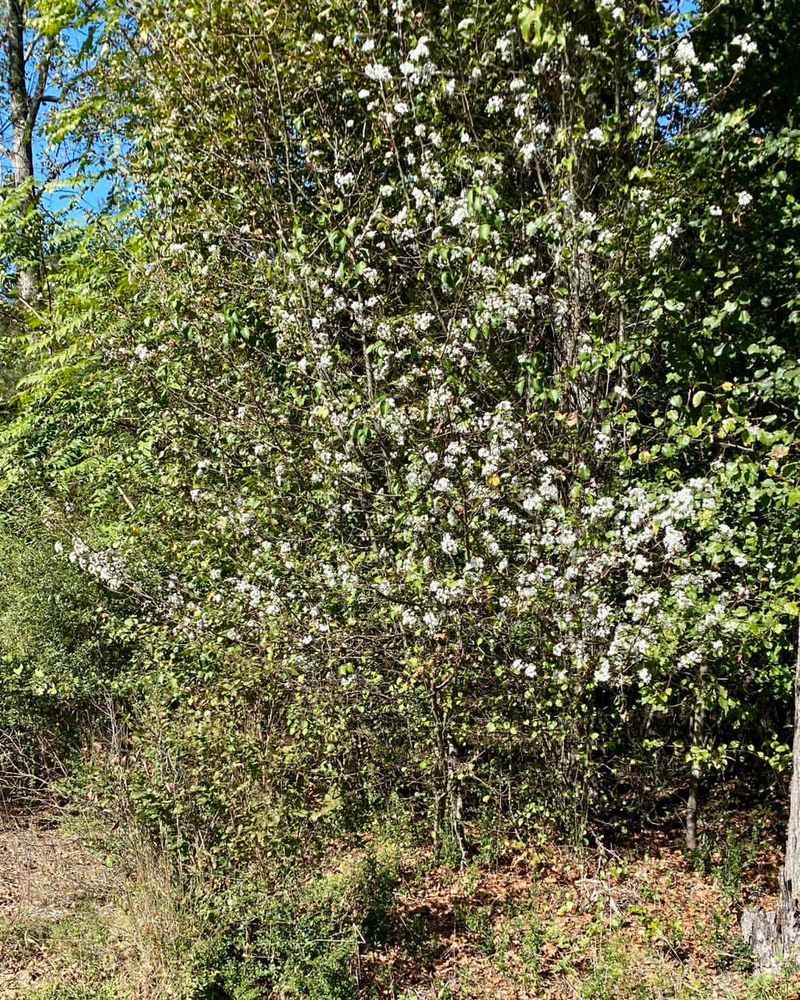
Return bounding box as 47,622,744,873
2,815,799,1000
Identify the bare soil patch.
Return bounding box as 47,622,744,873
0,812,110,921
0,811,117,997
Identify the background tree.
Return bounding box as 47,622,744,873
0,0,108,308
1,0,57,303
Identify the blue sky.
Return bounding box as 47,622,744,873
1,22,116,223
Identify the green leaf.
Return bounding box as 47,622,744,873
518,5,537,43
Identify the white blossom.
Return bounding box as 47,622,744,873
441,533,458,556
365,63,391,83
408,36,430,62
674,36,698,67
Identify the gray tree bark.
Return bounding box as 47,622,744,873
743,620,800,967
4,0,50,304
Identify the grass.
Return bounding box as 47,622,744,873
0,905,124,1000
3,812,800,1000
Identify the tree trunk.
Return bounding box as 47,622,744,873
686,779,699,852
5,0,38,304
743,619,800,967
686,660,708,851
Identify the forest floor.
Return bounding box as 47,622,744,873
2,808,800,999
0,811,122,998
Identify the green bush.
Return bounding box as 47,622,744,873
181,849,399,1000
0,510,129,803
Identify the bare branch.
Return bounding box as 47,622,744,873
24,29,44,64
27,38,58,130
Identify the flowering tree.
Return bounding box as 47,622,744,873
0,0,797,912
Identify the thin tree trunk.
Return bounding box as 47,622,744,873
785,622,800,904
430,686,466,867
5,0,39,303
743,619,800,966
686,660,708,851
686,780,699,852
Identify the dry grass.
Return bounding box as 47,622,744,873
0,811,190,1000
108,842,198,1000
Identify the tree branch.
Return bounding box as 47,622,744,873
26,39,57,130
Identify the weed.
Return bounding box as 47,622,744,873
710,908,755,973
744,967,800,1000
25,987,121,1000
580,941,631,1000
462,905,496,956
692,824,763,901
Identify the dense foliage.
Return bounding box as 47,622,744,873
0,0,799,993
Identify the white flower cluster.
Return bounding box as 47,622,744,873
67,537,126,591
649,220,681,259
731,32,757,73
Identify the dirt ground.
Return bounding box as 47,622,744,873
0,811,116,997
0,813,109,920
